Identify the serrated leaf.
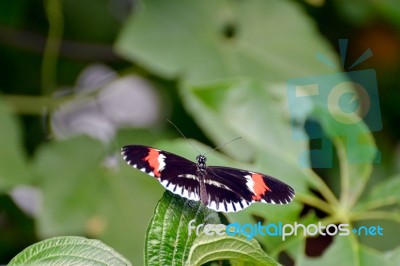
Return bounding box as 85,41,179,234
187,233,278,266
8,236,131,265
145,190,220,266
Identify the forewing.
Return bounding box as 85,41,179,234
121,145,201,201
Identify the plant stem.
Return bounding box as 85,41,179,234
42,0,63,95
350,210,400,223
295,193,333,215
334,137,350,209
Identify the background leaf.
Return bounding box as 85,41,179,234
0,98,29,191
310,107,377,208
30,131,165,264
32,136,107,236
182,79,312,191
297,234,395,266
115,0,338,83
363,175,400,206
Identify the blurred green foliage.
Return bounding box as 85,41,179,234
1,0,400,265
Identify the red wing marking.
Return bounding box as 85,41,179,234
144,148,162,177
251,173,271,201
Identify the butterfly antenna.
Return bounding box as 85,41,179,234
203,136,242,156
167,119,202,154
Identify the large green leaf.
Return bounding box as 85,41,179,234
145,190,220,265
182,79,312,191
9,236,131,265
115,0,338,83
0,97,29,191
187,233,278,266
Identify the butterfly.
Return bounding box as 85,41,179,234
121,145,295,213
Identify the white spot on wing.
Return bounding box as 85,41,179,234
162,182,200,202
136,166,152,176
224,202,236,212
181,186,189,198
234,202,243,211
204,179,233,191
206,200,240,213
209,200,217,211
157,154,166,173
178,174,197,180
244,174,256,194
189,191,200,201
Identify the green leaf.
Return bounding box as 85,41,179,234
31,129,171,264
115,0,338,83
299,235,357,266
145,190,220,265
153,139,307,258
181,79,338,218
0,97,29,191
364,175,400,207
182,79,311,191
187,233,279,266
311,107,377,209
385,245,400,265
177,79,335,259
32,136,107,235
298,234,394,266
9,236,131,265
99,157,165,265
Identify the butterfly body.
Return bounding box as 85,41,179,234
121,145,295,213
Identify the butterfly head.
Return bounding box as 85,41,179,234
196,155,207,170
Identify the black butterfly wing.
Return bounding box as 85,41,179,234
121,145,201,202
122,145,295,213
204,166,295,212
